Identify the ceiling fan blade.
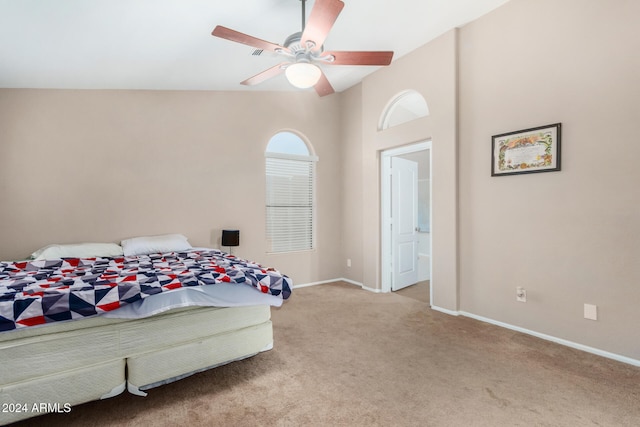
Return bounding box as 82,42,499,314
240,63,287,86
314,70,335,97
212,26,287,53
323,51,394,66
301,0,345,52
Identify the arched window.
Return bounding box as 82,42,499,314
265,131,318,253
379,90,429,130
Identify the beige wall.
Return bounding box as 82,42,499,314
341,0,639,361
0,89,343,285
338,84,364,282
457,0,640,360
342,29,459,311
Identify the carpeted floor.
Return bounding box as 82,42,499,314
395,280,430,304
11,282,640,426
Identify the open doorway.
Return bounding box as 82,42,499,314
381,141,432,303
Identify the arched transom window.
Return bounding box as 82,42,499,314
379,90,429,130
265,131,318,253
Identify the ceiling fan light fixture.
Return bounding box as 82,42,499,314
285,62,321,89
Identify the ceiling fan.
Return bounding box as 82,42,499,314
211,0,394,97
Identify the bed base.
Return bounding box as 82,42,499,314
0,305,273,424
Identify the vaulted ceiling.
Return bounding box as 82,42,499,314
0,0,510,93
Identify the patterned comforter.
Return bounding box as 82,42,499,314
0,250,292,331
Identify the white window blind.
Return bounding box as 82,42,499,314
266,157,314,253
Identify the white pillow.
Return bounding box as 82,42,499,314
120,234,193,256
31,243,124,260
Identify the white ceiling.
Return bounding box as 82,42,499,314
0,0,510,94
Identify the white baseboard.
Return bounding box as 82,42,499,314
294,278,379,292
291,279,339,289
459,311,640,367
340,278,365,288
292,278,364,289
337,278,381,293
430,305,460,316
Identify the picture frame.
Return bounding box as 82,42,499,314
491,123,561,176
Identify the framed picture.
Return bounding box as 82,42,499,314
491,123,561,176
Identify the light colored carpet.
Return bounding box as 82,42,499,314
11,281,640,426
395,280,429,304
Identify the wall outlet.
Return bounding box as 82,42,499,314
516,287,527,302
347,258,352,268
584,304,598,320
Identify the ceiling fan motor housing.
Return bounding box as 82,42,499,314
282,31,321,60
283,32,304,51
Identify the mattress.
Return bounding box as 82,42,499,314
0,304,271,385
0,280,280,342
103,281,283,319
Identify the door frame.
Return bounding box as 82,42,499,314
381,140,432,295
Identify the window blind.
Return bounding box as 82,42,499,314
266,157,314,253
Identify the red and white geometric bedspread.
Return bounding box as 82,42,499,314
0,250,292,331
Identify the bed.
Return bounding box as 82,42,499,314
0,235,292,424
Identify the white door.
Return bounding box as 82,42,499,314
391,157,419,291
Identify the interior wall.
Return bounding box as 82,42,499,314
458,0,640,360
338,84,364,282
342,29,458,311
0,89,343,286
